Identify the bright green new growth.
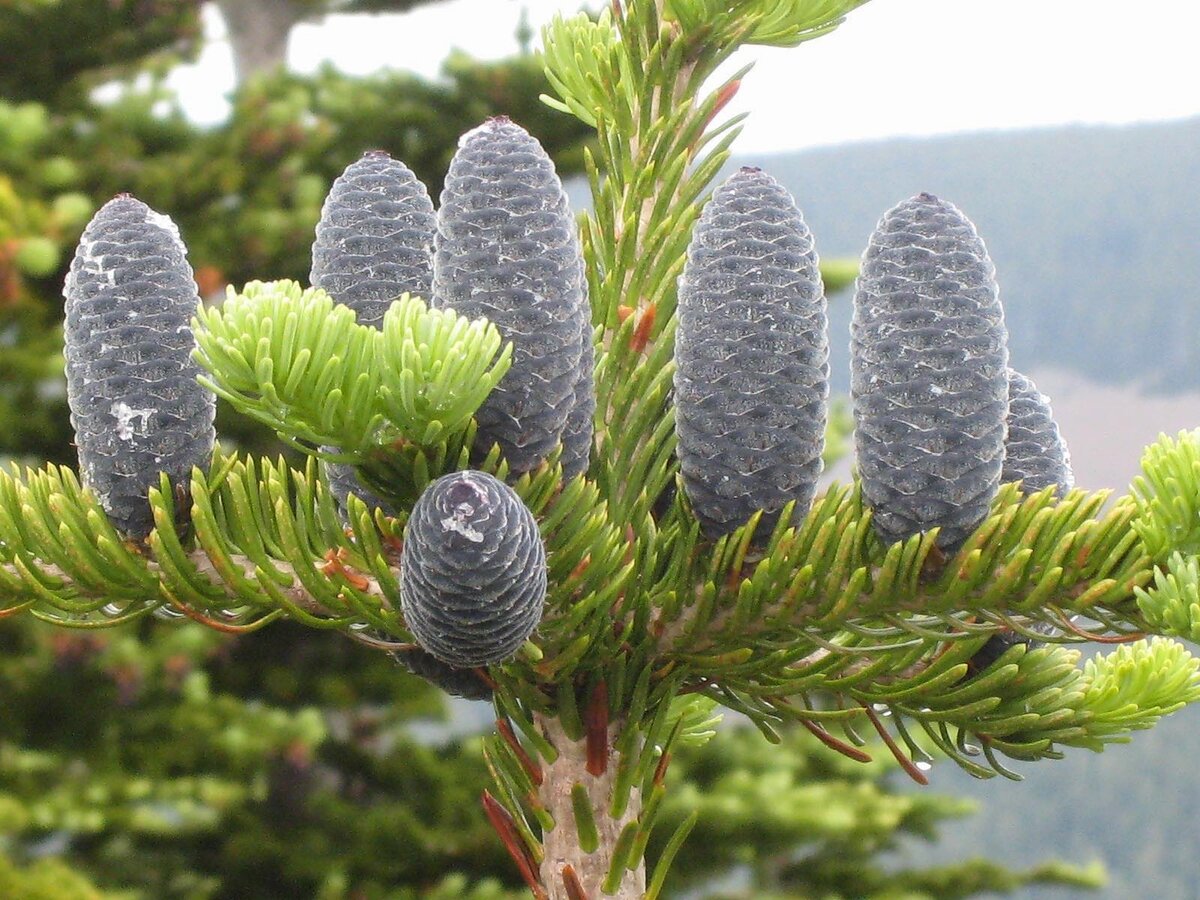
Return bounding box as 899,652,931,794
1080,637,1199,741
1123,433,1200,643
1130,428,1200,561
193,279,512,453
664,0,871,47
1136,553,1200,643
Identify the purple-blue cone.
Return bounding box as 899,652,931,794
310,150,437,516
674,167,829,540
400,470,546,669
311,149,436,327
64,195,215,538
1002,369,1073,494
970,370,1073,673
851,193,1009,551
433,118,589,476
391,646,494,701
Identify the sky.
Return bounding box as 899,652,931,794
169,0,1200,153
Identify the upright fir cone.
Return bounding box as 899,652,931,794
311,149,436,327
64,195,216,539
310,150,437,516
851,192,1009,551
400,470,546,669
970,369,1075,674
1002,368,1074,494
433,117,589,476
674,167,829,540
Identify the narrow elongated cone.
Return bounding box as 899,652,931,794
64,195,215,538
851,193,1009,550
674,167,829,540
310,150,436,516
970,371,1074,673
560,302,595,481
433,117,588,475
391,647,493,701
400,470,546,669
1002,368,1074,494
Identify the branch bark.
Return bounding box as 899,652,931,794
1,550,385,622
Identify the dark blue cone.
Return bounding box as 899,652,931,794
400,470,546,668
64,195,215,538
674,167,829,540
310,149,436,326
433,118,589,476
1002,369,1073,494
851,193,1009,550
310,150,436,516
392,646,493,701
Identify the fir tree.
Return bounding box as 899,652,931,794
4,2,1200,900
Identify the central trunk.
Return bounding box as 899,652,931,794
537,716,646,899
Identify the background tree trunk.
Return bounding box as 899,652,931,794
215,0,308,82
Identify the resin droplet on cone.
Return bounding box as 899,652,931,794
433,118,589,476
674,167,829,540
851,193,1009,551
64,195,215,538
1002,368,1073,494
310,150,437,516
400,470,546,669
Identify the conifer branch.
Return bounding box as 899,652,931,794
4,0,1200,896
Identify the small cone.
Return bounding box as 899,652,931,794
1002,368,1073,494
400,470,546,669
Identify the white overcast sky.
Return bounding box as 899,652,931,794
170,0,1200,153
